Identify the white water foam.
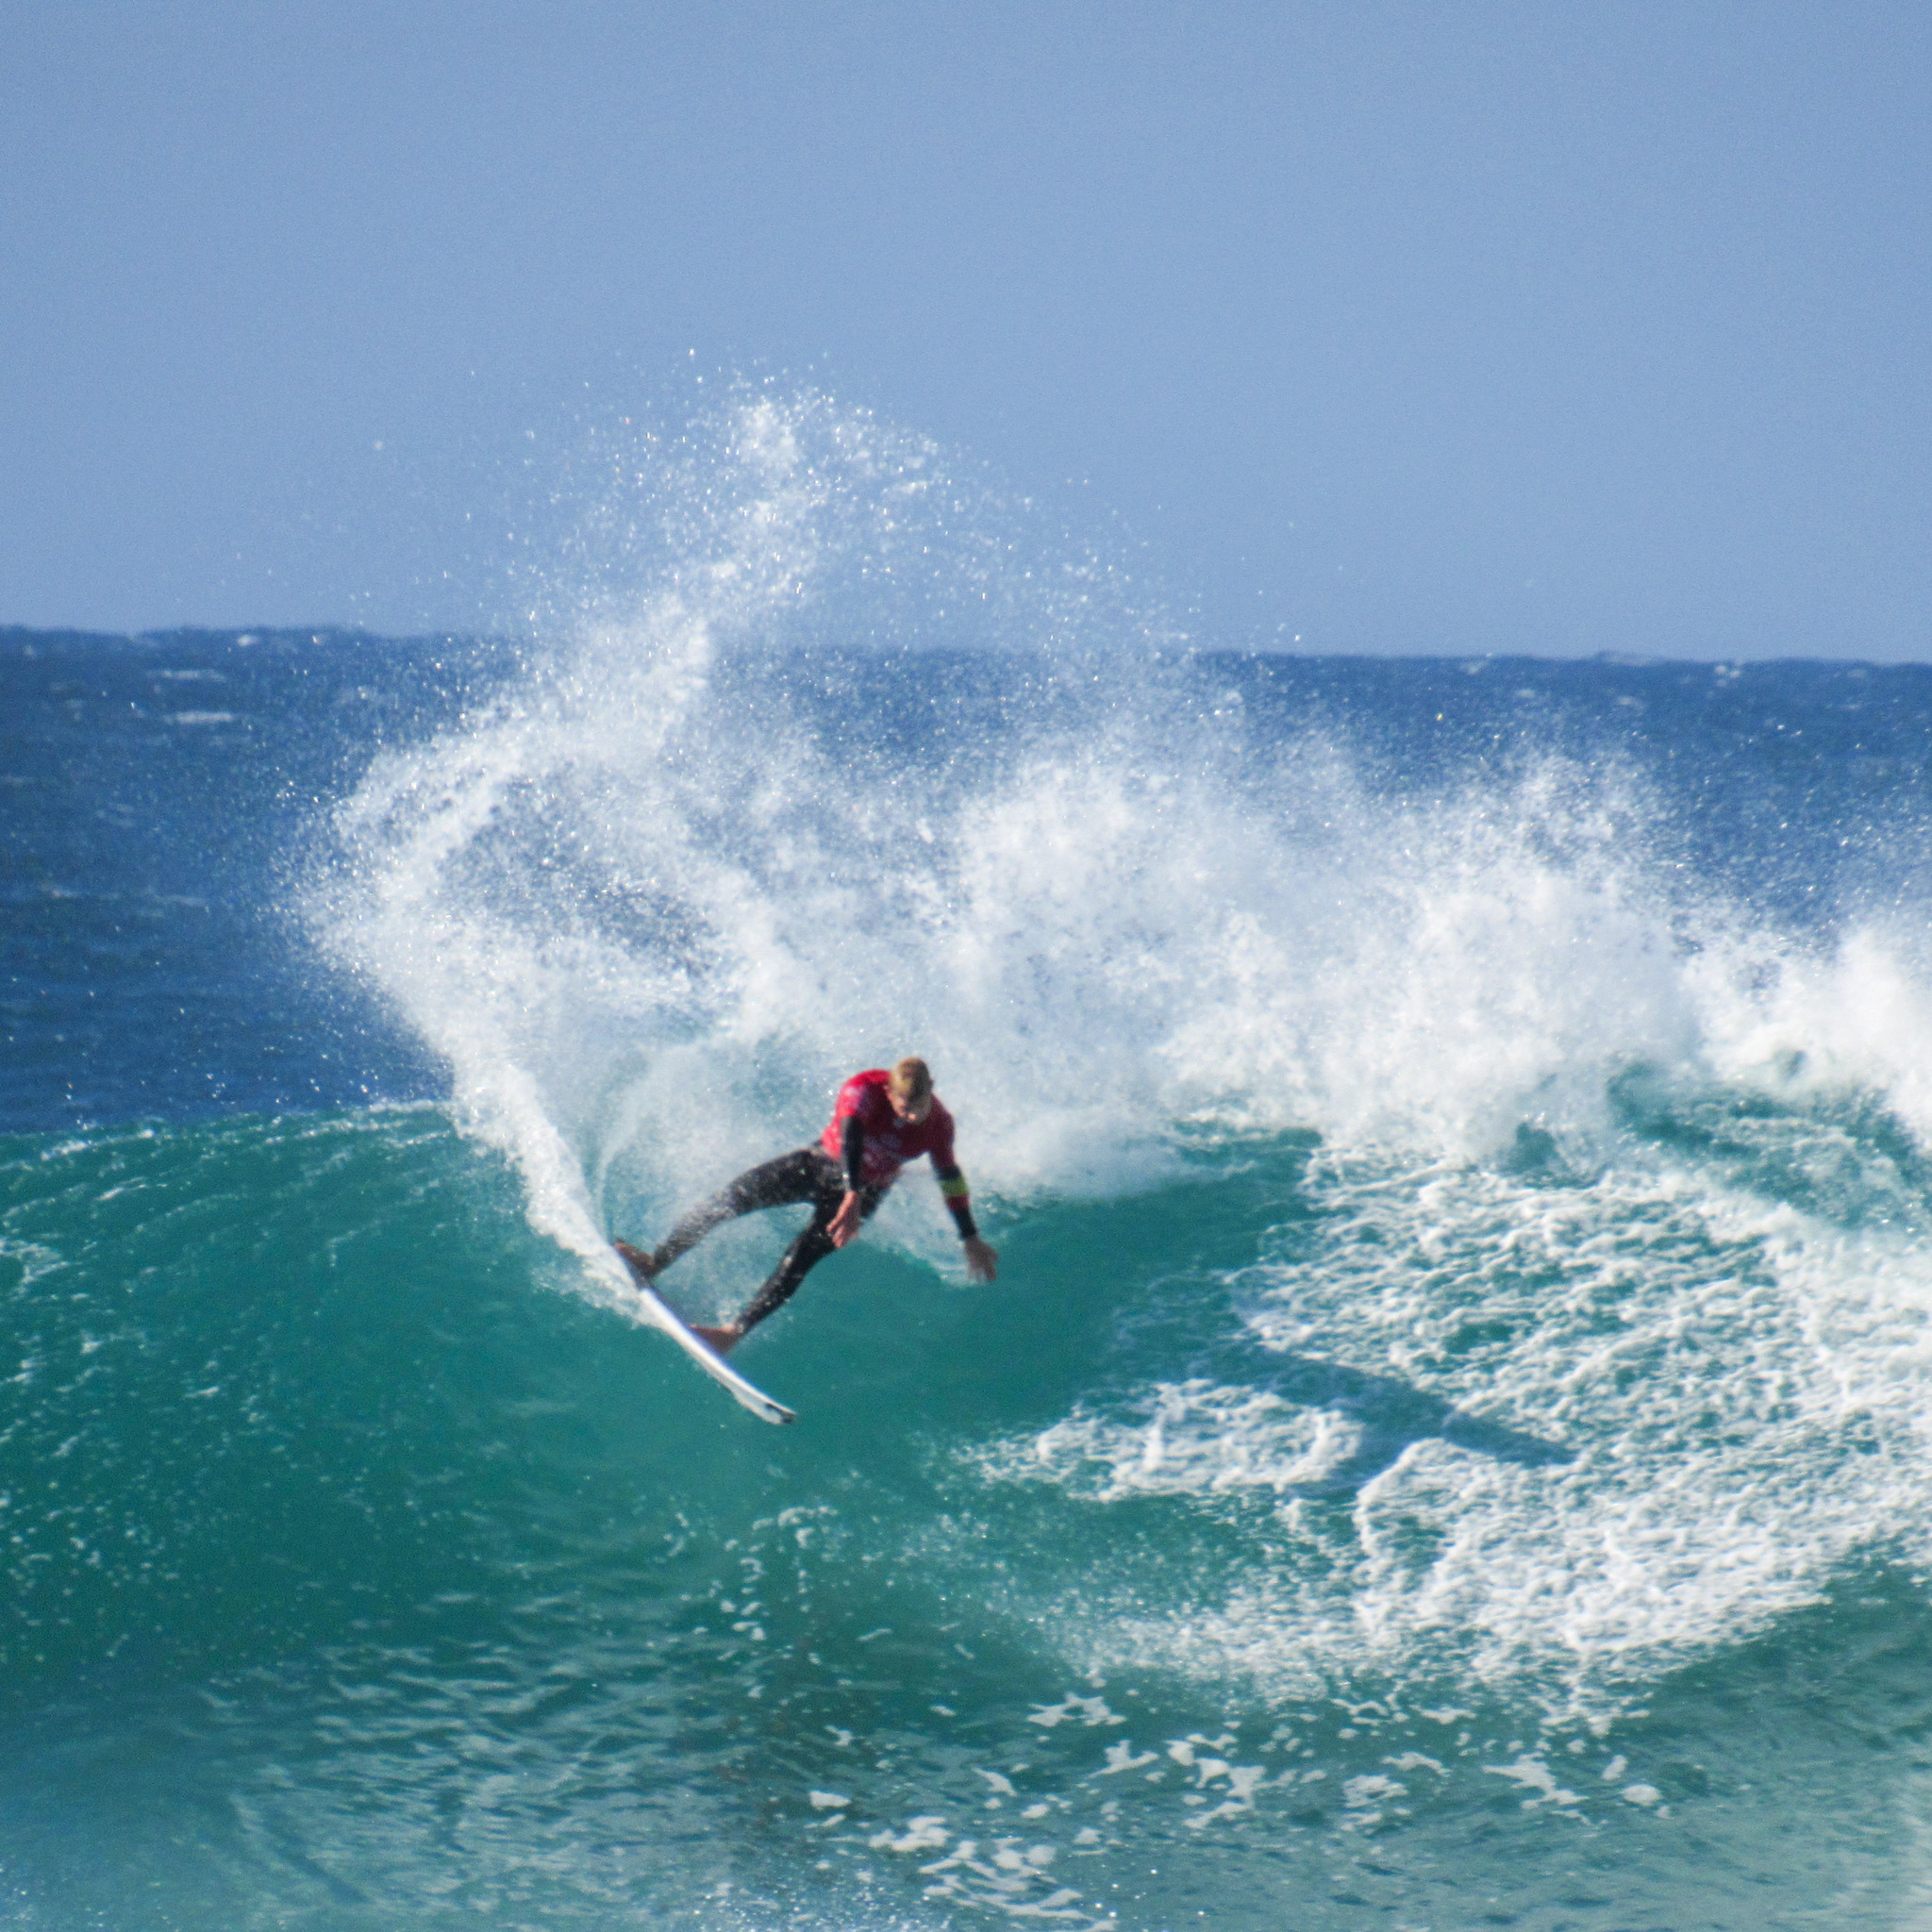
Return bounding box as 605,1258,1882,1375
967,1136,1932,1721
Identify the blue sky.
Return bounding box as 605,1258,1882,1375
4,2,1928,656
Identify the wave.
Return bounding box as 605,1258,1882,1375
6,1097,1932,1919
280,390,1932,1738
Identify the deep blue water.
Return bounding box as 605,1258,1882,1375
8,402,1932,1930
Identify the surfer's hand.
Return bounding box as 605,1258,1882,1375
963,1238,999,1284
828,1191,864,1248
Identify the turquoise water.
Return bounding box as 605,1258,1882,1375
8,396,1932,1927
10,1110,1932,1927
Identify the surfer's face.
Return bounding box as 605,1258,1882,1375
890,1090,932,1124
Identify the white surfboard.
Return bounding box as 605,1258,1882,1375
627,1266,795,1426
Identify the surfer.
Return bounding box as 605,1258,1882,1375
615,1058,999,1354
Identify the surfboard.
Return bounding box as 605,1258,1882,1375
624,1260,796,1425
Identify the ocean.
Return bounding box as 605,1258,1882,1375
7,395,1932,1929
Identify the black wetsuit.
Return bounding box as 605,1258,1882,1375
645,1109,978,1334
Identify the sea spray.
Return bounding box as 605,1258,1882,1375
312,397,1821,1253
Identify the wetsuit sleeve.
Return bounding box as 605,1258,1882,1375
933,1158,978,1241
841,1110,866,1192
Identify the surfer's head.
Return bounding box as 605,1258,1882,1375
888,1056,933,1123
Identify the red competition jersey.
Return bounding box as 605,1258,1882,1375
820,1069,958,1187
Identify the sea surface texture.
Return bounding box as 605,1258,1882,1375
7,402,1932,1929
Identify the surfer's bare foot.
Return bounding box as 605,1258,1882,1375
613,1240,658,1283
691,1324,743,1355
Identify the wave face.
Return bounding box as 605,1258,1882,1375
8,396,1932,1926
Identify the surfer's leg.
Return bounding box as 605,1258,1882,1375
645,1148,829,1275
732,1178,886,1336
733,1224,836,1334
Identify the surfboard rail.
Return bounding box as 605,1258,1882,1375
625,1266,796,1425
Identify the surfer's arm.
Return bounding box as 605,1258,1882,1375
934,1161,977,1240
935,1160,999,1282
826,1110,868,1247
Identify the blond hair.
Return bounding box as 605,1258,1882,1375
888,1056,933,1101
